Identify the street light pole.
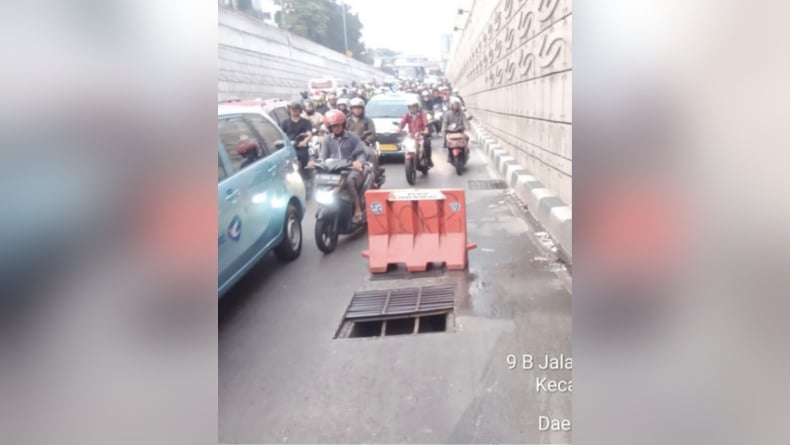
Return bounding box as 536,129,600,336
341,2,349,55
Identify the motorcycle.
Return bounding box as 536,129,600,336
308,127,323,160
400,131,430,185
312,158,378,253
445,123,469,176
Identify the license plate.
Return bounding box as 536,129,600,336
380,144,399,151
315,174,340,185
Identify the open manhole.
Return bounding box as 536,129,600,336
369,262,447,281
468,179,508,190
335,285,455,339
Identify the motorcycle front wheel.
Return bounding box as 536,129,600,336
315,217,338,254
405,158,417,185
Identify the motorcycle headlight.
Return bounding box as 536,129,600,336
315,189,335,205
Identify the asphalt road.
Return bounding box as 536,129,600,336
219,136,572,444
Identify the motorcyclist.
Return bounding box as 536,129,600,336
438,86,450,102
397,97,433,168
314,110,369,224
452,89,466,107
346,97,382,179
431,89,445,108
421,90,437,112
355,88,368,104
441,96,470,163
337,97,350,117
327,93,338,110
302,99,324,133
280,101,313,170
315,93,330,114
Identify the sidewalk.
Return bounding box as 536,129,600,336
469,121,573,263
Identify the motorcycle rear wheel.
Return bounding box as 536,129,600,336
454,156,464,176
315,218,338,254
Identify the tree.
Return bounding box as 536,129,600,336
278,0,331,43
275,0,373,64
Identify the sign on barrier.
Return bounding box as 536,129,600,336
388,189,446,201
362,188,477,273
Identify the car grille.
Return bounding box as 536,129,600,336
377,132,401,144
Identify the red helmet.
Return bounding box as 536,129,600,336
324,109,346,127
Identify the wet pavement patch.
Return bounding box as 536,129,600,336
468,179,508,190
369,262,447,281
335,285,455,339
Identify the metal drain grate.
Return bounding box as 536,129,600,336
335,285,456,338
345,284,455,319
369,263,447,281
468,179,508,190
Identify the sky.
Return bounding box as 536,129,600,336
342,0,473,59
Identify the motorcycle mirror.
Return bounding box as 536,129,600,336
392,120,400,126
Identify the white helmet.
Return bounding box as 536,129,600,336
407,97,420,107
450,96,462,105
337,97,349,106
349,97,365,108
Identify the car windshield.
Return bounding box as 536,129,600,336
365,100,410,118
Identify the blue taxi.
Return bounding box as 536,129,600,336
218,104,306,298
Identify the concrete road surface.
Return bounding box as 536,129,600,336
219,136,572,444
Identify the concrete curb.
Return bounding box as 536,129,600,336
470,121,572,261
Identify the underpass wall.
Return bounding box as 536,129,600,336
446,0,572,258
218,7,391,101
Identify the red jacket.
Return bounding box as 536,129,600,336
398,112,429,135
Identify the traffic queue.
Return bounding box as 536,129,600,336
217,76,470,298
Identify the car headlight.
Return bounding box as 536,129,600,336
315,189,335,205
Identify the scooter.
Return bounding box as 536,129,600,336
445,123,469,176
312,159,377,254
401,131,430,185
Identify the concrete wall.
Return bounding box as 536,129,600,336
446,0,572,206
218,7,392,101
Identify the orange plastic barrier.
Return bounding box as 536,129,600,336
362,189,477,273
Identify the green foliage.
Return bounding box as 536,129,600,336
279,0,371,64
